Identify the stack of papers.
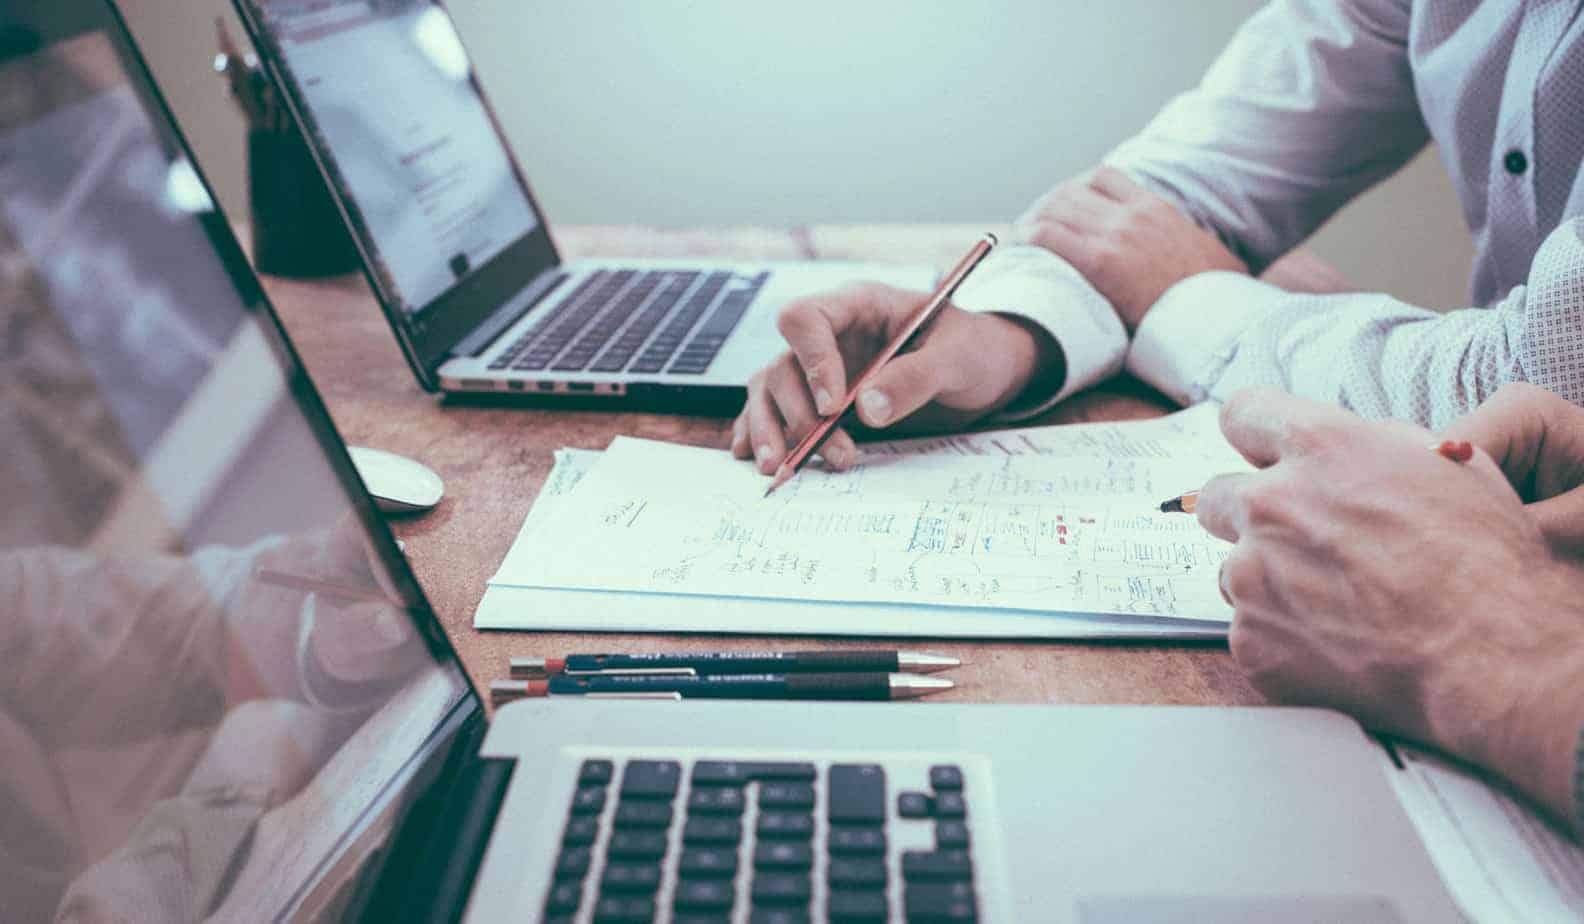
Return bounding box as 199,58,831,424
476,404,1250,638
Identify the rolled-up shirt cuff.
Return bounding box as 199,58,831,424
951,244,1127,420
1126,270,1282,406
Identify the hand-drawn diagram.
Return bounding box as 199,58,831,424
500,408,1248,622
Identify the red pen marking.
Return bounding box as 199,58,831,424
1435,440,1474,463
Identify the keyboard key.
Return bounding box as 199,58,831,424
828,825,886,855
590,276,692,372
760,782,816,809
570,786,607,815
828,765,887,824
621,760,681,799
758,811,815,840
601,862,661,893
580,759,615,784
898,791,933,818
936,819,971,849
608,831,669,860
614,800,674,829
905,881,978,921
828,857,887,888
632,272,730,373
555,847,592,879
691,761,816,785
683,816,743,845
828,888,889,922
929,765,964,791
750,909,810,924
754,841,813,870
674,878,735,911
689,786,746,815
563,817,599,846
679,847,739,878
676,915,733,924
902,850,973,881
592,895,654,923
752,873,812,904
544,880,583,913
935,791,967,819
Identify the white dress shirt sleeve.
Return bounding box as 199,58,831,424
1128,217,1584,428
1104,0,1429,273
950,244,1127,419
968,0,1433,417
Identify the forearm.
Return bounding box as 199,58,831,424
1130,215,1584,428
1128,276,1517,427
1104,0,1425,271
1424,565,1584,833
0,547,229,729
952,244,1125,419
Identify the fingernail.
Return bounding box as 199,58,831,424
814,387,833,415
755,444,773,464
374,608,408,644
824,444,848,468
859,389,891,424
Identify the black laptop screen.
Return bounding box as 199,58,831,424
0,7,473,921
242,0,541,319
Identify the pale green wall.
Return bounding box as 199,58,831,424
121,0,1475,309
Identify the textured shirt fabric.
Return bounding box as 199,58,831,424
951,0,1584,836
952,0,1584,430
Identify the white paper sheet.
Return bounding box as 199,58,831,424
1386,746,1584,923
488,406,1245,631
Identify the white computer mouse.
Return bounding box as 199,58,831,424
347,446,445,514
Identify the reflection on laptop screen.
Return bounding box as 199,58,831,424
246,0,539,316
0,15,471,922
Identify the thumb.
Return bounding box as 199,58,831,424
1528,488,1584,557
854,348,956,428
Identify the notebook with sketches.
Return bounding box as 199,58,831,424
477,404,1250,638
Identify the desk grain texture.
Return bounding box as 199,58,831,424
262,226,1346,709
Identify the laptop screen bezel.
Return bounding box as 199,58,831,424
3,0,489,915
230,0,562,391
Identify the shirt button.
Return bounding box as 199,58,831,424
1503,149,1529,175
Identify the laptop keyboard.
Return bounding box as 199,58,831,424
488,268,769,377
544,756,981,923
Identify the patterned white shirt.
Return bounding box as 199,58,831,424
954,0,1584,429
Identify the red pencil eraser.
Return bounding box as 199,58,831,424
1435,440,1474,463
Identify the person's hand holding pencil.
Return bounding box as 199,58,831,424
731,234,1063,482
1169,387,1584,832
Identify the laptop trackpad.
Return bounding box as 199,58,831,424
1078,896,1403,923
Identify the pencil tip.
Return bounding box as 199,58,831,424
1158,497,1184,514
763,468,791,498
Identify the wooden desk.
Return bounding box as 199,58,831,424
263,225,1313,709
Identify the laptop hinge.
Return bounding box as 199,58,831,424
355,712,516,924
451,269,568,359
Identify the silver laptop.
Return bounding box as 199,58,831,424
1,4,1461,920
230,0,932,406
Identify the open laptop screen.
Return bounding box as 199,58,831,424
241,0,540,319
0,5,474,920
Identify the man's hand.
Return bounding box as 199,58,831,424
243,519,421,693
1444,382,1584,557
1196,388,1584,829
1021,166,1247,330
730,282,1060,474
